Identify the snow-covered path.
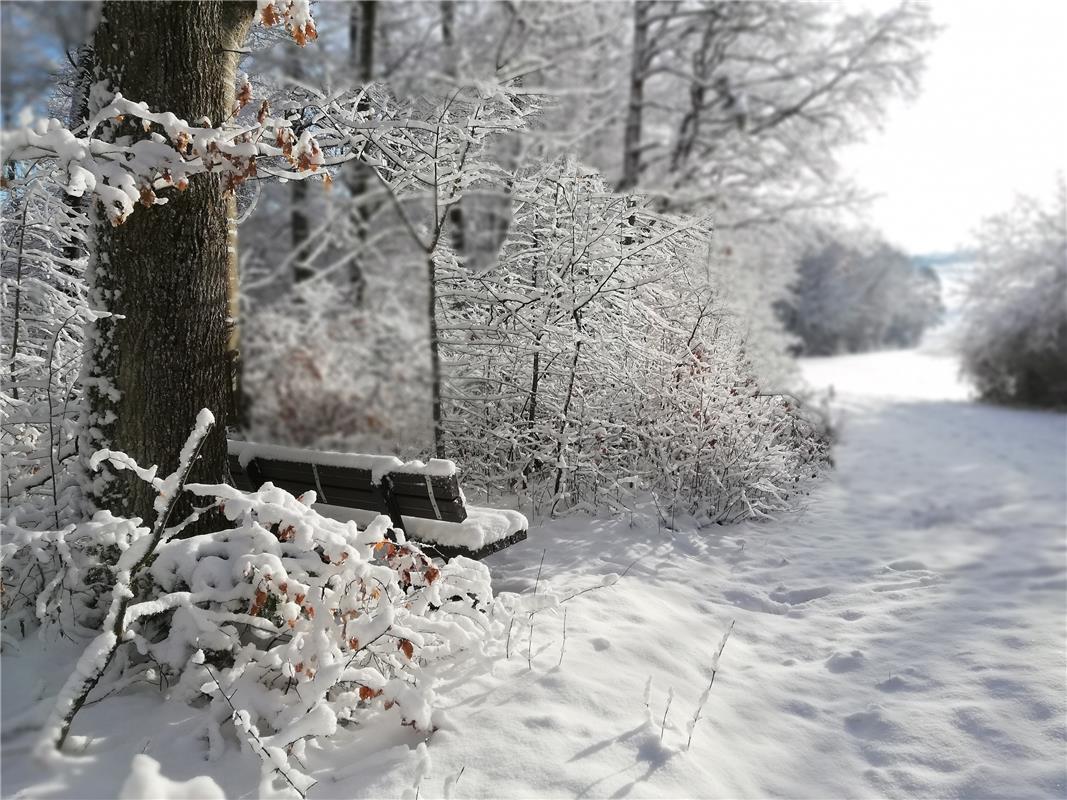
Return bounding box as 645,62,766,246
346,349,1066,799
3,349,1064,799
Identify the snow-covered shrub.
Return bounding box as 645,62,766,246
1,175,94,528
958,187,1067,408
436,159,829,522
154,483,497,793
776,229,944,355
5,413,514,795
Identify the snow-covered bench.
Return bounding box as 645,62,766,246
226,440,528,560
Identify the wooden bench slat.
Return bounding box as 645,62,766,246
386,472,463,500
253,458,344,486
320,487,465,522
229,458,467,522
314,463,375,491
307,486,387,511
398,496,467,522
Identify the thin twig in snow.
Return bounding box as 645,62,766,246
533,548,546,594
205,665,313,799
686,620,735,751
557,607,568,667
660,688,673,742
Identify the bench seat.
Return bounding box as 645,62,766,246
315,504,528,560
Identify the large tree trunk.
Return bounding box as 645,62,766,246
84,1,255,527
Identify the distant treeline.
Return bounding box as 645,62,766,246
776,230,945,356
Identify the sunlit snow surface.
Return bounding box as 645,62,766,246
3,350,1065,799
803,348,973,402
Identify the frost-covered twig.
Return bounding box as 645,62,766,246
660,687,674,742
533,548,546,593
527,617,534,670
686,621,735,751
37,410,215,753
557,607,567,667
204,664,314,799
443,765,466,800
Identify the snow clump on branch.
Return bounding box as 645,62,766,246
1,85,327,227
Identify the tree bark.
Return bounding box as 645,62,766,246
291,179,313,282
439,0,467,270
617,0,651,192
427,253,445,459
344,0,376,302
291,55,313,284
84,1,255,527
62,39,95,265
353,0,376,85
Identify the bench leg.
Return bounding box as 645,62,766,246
377,475,406,531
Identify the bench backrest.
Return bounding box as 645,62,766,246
227,444,468,524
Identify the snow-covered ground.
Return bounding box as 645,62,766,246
3,348,1065,799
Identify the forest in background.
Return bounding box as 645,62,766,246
2,0,943,525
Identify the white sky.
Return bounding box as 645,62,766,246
840,0,1067,254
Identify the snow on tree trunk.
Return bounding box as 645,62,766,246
62,37,95,266
84,1,255,527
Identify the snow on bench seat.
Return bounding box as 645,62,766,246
315,503,528,556
229,440,456,484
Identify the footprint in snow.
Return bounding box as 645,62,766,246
523,715,557,730
769,586,832,605
826,650,866,673
784,700,820,719
844,706,901,741
888,559,928,571
722,589,788,615
873,574,943,593
876,674,929,693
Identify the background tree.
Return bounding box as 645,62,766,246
607,2,934,222
958,184,1067,407
775,229,943,355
